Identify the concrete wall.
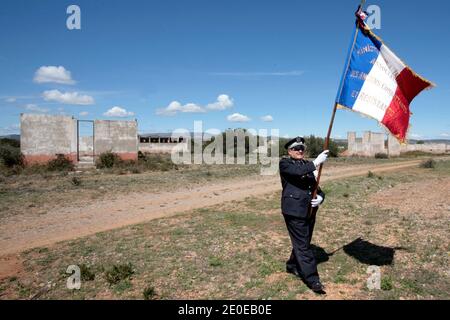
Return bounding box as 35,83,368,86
347,132,356,155
138,142,189,154
20,113,77,164
347,131,387,157
349,131,450,157
94,120,138,160
389,137,449,155
369,132,385,155
388,134,401,157
401,143,448,153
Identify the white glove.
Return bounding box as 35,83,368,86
311,194,323,208
313,150,329,167
313,170,318,180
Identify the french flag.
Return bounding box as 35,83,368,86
336,21,434,142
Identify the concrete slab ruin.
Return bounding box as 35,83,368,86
347,131,450,157
347,131,386,157
20,114,78,164
94,120,138,161
20,113,138,165
139,133,189,154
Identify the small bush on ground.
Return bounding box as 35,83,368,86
0,138,20,148
71,176,82,186
419,159,435,169
374,153,388,159
0,145,24,168
105,263,134,285
47,154,75,171
96,151,121,169
79,264,96,281
143,286,156,300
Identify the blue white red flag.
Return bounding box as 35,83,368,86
336,15,434,142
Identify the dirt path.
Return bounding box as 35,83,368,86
0,159,432,257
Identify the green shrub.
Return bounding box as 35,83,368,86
138,150,146,160
367,171,375,178
143,286,156,300
0,145,24,167
71,176,82,186
374,153,388,159
47,154,74,171
79,264,95,281
304,135,340,158
419,159,435,168
381,276,393,291
209,256,223,267
278,135,339,158
0,138,20,148
105,263,134,285
96,151,121,169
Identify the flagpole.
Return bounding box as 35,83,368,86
308,0,365,217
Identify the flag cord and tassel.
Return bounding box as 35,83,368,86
308,0,365,218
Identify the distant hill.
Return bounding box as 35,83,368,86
0,134,20,141
409,139,450,144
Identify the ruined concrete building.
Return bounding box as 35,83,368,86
20,113,190,165
139,133,189,154
347,131,450,157
347,131,386,157
21,113,138,165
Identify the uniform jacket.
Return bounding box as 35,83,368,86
279,157,325,218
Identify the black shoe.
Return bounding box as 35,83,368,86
286,266,300,277
308,281,326,294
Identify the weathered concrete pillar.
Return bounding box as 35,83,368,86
371,132,386,156
20,113,77,164
362,131,371,156
94,120,138,161
388,134,401,157
347,132,356,156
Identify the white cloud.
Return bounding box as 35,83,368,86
5,97,16,103
156,94,233,116
42,90,94,105
34,66,76,85
156,101,206,116
439,133,450,137
410,133,423,139
103,106,135,117
79,111,89,116
260,115,273,122
25,104,49,113
227,113,251,122
206,94,234,110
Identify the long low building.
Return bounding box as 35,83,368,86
347,131,450,157
138,133,189,154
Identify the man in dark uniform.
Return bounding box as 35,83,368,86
279,136,329,294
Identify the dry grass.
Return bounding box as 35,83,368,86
0,160,448,299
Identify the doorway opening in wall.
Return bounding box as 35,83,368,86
77,120,95,163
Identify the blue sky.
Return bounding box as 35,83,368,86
1,0,449,139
